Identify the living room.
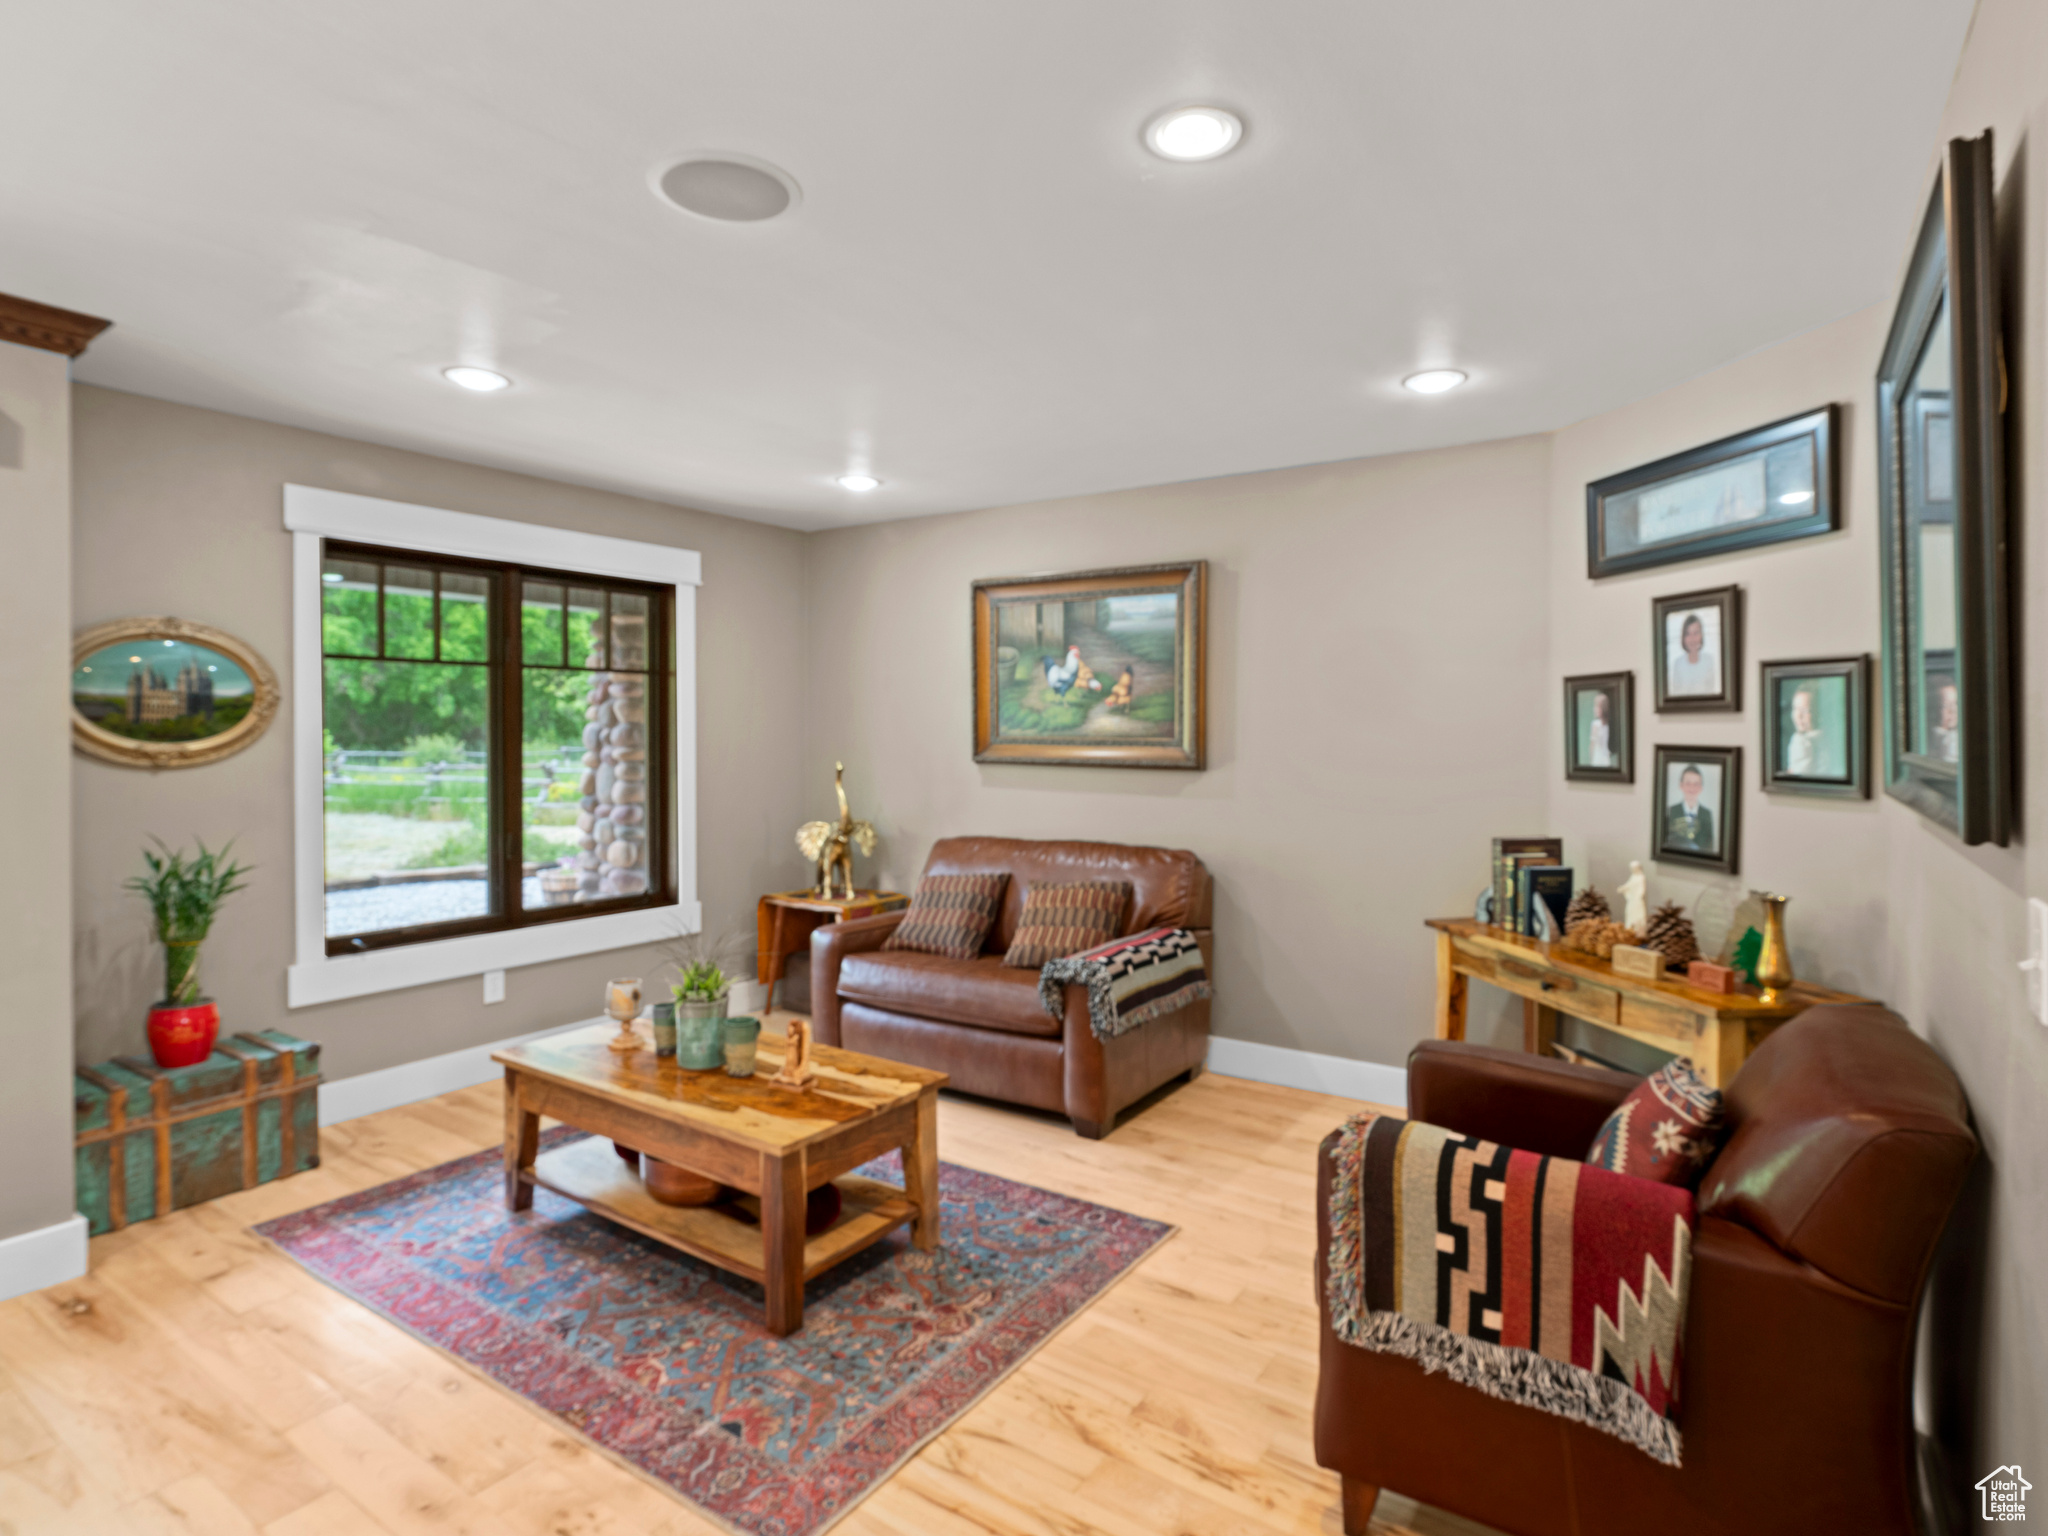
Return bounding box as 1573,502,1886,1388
2,3,2043,1533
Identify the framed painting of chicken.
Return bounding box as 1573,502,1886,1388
971,561,1205,768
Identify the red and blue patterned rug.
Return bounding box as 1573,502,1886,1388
255,1132,1170,1536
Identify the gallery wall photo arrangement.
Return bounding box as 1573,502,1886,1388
971,561,1205,768
1652,584,1742,713
1562,671,1633,782
1584,404,1839,579
73,616,280,769
1876,129,2010,846
1761,656,1869,799
1651,743,1741,875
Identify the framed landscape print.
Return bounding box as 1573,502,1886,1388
1652,585,1742,713
1563,671,1633,782
1877,131,2010,845
1760,656,1868,799
971,561,1205,768
1585,405,1839,578
73,616,280,768
1651,744,1741,874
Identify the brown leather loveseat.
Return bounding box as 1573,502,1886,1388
810,836,1213,1138
1314,1004,1976,1536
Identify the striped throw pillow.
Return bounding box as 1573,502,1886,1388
1002,881,1130,969
882,873,1010,960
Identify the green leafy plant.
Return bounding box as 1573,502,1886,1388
675,959,727,1001
126,839,252,1006
662,926,746,1004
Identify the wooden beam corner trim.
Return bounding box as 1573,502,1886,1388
0,292,113,357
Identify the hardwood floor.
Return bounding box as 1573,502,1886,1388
0,1017,1502,1536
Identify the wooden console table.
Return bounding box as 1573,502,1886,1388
1426,917,1871,1086
757,888,909,1014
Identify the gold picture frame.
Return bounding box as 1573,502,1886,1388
971,562,1205,768
72,616,280,769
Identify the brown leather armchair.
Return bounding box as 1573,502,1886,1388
810,836,1212,1137
1314,1004,1975,1536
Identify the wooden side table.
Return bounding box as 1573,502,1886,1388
757,888,909,1014
1425,917,1872,1086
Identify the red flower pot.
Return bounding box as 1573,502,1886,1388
148,1000,220,1068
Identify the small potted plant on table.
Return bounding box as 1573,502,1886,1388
127,838,251,1068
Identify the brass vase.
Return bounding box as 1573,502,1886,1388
1754,894,1794,1002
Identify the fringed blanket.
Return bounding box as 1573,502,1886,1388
1038,926,1212,1041
1326,1110,1694,1466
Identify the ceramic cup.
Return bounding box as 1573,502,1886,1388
651,1001,677,1057
723,1016,761,1077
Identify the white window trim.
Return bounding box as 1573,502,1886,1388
283,484,702,1008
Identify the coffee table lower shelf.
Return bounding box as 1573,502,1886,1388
527,1137,917,1285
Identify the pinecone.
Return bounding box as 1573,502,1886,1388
1641,900,1701,971
1565,887,1611,928
1563,918,1639,960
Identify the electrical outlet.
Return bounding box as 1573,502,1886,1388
483,969,506,1005
2020,899,2048,1027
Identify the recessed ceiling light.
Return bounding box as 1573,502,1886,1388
836,473,881,493
657,156,798,222
1402,369,1468,395
1143,106,1244,162
1779,490,1814,505
443,366,511,393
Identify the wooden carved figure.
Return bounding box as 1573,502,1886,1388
773,1018,818,1089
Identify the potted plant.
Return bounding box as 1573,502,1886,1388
664,929,740,1069
127,838,251,1068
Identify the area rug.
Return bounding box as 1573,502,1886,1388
255,1131,1171,1536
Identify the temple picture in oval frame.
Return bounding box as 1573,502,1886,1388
73,616,280,769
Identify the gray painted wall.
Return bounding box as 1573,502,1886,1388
801,436,1554,1066
70,386,815,1081
0,340,76,1246
1545,0,2048,1483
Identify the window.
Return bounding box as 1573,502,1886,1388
319,540,673,953
286,485,700,1008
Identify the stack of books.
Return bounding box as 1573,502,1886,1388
1490,837,1571,941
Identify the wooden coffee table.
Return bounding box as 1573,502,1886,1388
494,1022,946,1335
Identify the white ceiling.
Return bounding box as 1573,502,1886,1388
3,1,1975,531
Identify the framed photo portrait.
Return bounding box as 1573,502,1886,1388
1653,585,1742,713
1760,656,1869,798
1877,130,2010,845
1652,744,1741,874
1585,405,1839,579
1563,671,1633,783
971,561,1205,768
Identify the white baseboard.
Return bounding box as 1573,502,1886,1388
728,979,768,1014
1205,1036,1408,1108
0,1214,89,1303
319,1017,603,1126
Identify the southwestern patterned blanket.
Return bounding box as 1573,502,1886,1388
1326,1110,1694,1465
1038,926,1212,1040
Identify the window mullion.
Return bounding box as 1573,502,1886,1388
496,565,520,927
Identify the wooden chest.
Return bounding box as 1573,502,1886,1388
74,1031,321,1236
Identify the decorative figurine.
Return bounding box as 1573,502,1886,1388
772,1017,819,1089
796,762,879,900
1617,861,1649,933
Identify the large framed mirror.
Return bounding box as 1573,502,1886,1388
1876,131,2009,845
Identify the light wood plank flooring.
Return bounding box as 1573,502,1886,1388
0,1017,1500,1536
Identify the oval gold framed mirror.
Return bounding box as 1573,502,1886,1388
72,616,280,769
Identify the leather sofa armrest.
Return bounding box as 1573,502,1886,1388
808,911,905,1047
1406,1040,1637,1160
